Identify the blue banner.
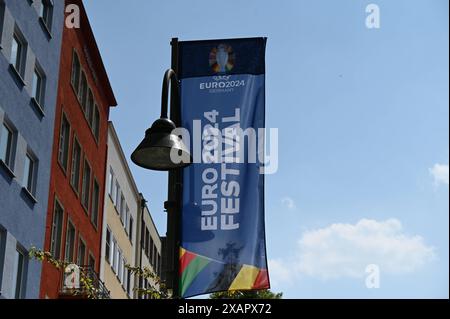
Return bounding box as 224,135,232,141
178,38,269,298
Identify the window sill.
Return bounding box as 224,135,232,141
9,64,26,87
114,205,120,216
38,17,53,40
90,219,98,232
31,97,45,117
57,159,68,177
22,187,38,204
70,82,80,101
70,181,80,198
0,159,15,179
108,193,114,204
82,204,89,215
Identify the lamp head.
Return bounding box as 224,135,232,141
131,118,191,171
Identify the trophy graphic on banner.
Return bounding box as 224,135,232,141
216,44,229,73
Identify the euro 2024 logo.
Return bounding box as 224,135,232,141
209,44,235,75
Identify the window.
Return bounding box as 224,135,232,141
23,152,36,196
78,72,87,111
113,240,119,274
91,179,100,227
124,205,129,234
120,194,125,224
58,114,70,171
64,220,76,262
115,182,120,210
93,105,100,141
105,227,111,263
81,160,91,211
144,229,149,258
118,249,123,283
50,199,64,259
108,168,114,198
12,248,26,299
32,66,46,107
149,236,154,264
0,228,6,289
110,237,116,271
122,258,127,288
128,215,134,242
144,280,149,300
0,122,14,168
86,90,94,125
71,51,81,92
126,269,132,296
77,237,86,265
153,244,157,268
88,254,95,269
0,3,5,47
158,254,161,276
70,137,81,192
10,31,26,77
39,0,53,31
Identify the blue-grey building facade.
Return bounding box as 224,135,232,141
0,0,64,299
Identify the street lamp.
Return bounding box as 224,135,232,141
131,68,191,298
131,69,191,170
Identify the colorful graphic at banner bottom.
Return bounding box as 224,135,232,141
178,38,269,298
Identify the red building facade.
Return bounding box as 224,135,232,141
40,0,117,298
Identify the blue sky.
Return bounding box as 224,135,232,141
84,0,449,298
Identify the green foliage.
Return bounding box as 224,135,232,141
29,247,103,299
126,265,169,299
29,247,168,299
209,289,283,299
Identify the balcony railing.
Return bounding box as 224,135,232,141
59,265,110,299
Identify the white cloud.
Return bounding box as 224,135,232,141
268,259,292,287
281,197,296,210
429,163,449,186
269,219,435,283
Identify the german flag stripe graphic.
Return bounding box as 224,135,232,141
179,247,269,297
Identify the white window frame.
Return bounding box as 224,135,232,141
91,178,100,227
122,257,128,289
10,29,27,77
81,159,91,211
64,220,76,263
71,50,81,92
23,151,37,196
77,236,86,266
105,227,111,263
128,215,134,243
58,113,70,171
70,135,81,192
108,167,114,197
50,198,64,259
115,182,121,211
113,238,119,274
39,0,53,31
0,121,15,169
32,64,46,107
12,247,26,299
110,236,116,271
120,194,125,224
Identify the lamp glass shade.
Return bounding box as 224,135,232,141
131,118,191,171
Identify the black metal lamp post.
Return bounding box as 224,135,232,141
131,67,190,298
